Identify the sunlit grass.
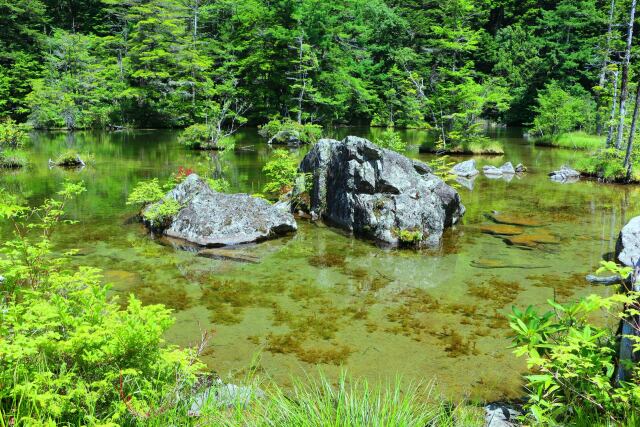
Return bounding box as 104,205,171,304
536,131,605,150
138,373,485,427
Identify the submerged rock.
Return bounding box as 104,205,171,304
616,216,640,267
549,165,580,183
478,224,524,236
451,159,479,178
293,136,465,247
143,174,297,246
504,232,560,248
197,248,261,263
486,212,546,227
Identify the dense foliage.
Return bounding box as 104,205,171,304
0,183,202,425
259,118,323,145
510,262,640,425
1,0,635,147
262,150,300,197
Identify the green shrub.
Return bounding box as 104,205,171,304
51,149,87,166
206,177,231,193
531,81,596,137
396,228,424,246
0,183,202,425
0,118,28,149
127,179,165,206
263,150,300,196
575,148,639,182
258,118,323,145
142,198,181,227
509,262,640,425
0,149,27,169
179,123,236,151
428,155,458,186
373,129,407,153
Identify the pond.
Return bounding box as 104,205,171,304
1,127,636,401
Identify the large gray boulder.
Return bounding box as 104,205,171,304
451,159,479,178
143,174,297,246
616,216,640,267
293,136,465,247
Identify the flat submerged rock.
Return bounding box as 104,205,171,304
486,212,547,227
478,224,524,236
504,232,560,248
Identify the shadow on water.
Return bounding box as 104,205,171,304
1,127,638,401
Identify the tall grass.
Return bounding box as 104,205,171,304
535,131,605,150
131,373,483,426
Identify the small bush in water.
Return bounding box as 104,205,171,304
127,178,165,206
258,118,323,144
263,150,299,196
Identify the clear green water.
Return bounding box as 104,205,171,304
1,128,637,401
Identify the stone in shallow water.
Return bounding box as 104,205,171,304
197,248,260,263
486,212,546,227
504,232,560,248
616,216,640,267
451,159,479,177
549,165,580,183
189,382,266,415
483,165,503,176
500,162,516,174
471,259,548,269
478,224,524,236
294,136,465,247
143,174,297,246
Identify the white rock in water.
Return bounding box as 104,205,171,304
500,162,515,174
451,159,479,178
616,216,640,267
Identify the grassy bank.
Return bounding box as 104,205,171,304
422,139,505,155
534,131,605,150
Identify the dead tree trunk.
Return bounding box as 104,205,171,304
615,0,637,150
597,0,617,135
624,83,640,180
607,69,620,147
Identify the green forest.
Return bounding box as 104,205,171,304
0,0,628,132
